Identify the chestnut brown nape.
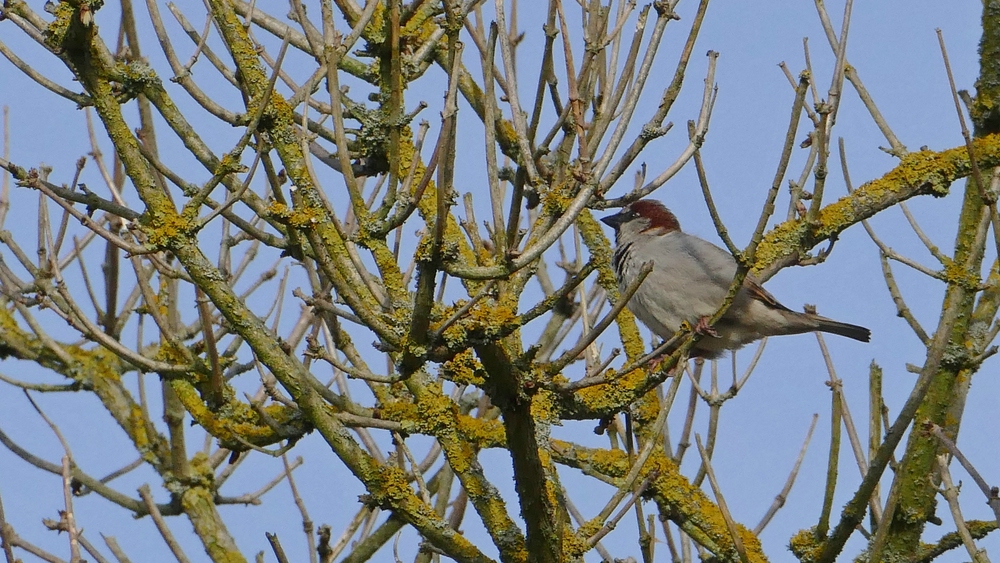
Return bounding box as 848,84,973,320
630,200,681,232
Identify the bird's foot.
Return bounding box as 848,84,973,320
648,354,668,371
694,316,720,338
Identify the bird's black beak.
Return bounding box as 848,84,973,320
601,211,626,230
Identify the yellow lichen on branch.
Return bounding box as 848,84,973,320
169,380,307,450
552,440,768,562
754,135,1000,276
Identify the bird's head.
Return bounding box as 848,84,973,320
600,199,681,242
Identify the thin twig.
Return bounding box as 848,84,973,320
431,280,497,341
815,332,882,524
929,423,1000,525
564,494,614,561
101,535,132,563
695,434,749,563
547,262,653,374
281,453,316,563
692,130,739,256
137,485,192,563
60,456,82,563
585,389,671,540
76,533,111,563
938,29,1000,261
266,532,291,563
0,490,15,563
754,414,819,534
585,472,657,548
840,138,930,341
936,455,991,563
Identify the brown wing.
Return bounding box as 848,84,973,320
741,275,793,312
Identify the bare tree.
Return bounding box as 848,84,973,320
0,0,998,562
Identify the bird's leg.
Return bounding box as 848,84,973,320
693,316,720,338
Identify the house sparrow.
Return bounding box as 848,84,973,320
601,199,870,358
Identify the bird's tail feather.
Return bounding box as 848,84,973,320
814,316,871,342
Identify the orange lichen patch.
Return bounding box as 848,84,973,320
153,339,193,367
207,0,266,81
127,405,161,462
574,518,604,545
353,456,495,560
68,346,169,458
551,439,628,476
630,393,663,430
440,349,486,386
438,435,479,476
576,209,616,287
434,300,519,349
553,442,767,562
644,453,767,562
366,461,423,508
0,306,49,363
788,528,825,563
469,300,517,326
65,345,123,384
376,390,505,450
394,127,423,189
170,380,304,449
365,242,406,303
378,391,454,434
569,365,653,409
0,310,170,461
400,1,440,45
140,210,196,248
263,201,325,228
495,120,518,153
539,182,576,215
455,416,506,449
535,445,568,527
377,397,425,429
943,259,982,290
42,1,76,48
410,392,458,435
213,151,246,177
412,232,437,264
362,3,387,42
530,389,559,424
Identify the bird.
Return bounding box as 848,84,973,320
600,199,870,358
